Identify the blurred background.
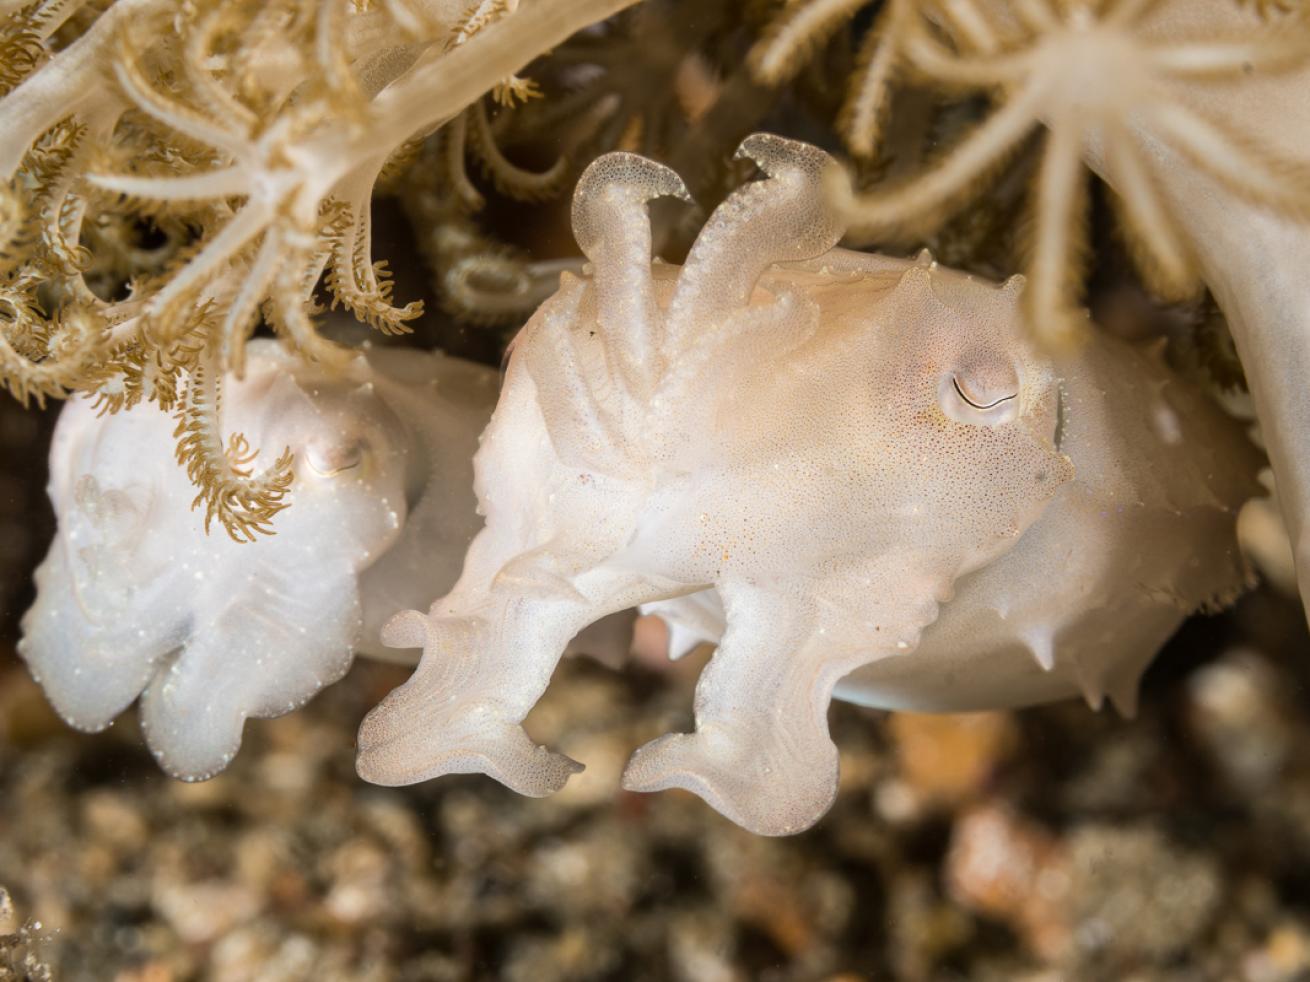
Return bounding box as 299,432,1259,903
4,1,1310,978
4,398,1310,981
3,233,1310,980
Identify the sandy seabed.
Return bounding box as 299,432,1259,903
2,368,1310,982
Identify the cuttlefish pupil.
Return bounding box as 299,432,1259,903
952,375,1017,411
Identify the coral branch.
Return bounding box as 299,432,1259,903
1,0,154,177
173,355,294,541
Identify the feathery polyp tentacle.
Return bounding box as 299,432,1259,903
571,151,690,392
900,15,1026,89
1101,120,1199,301
748,0,868,85
0,0,153,178
110,28,250,159
831,79,1043,240
148,201,273,321
0,297,108,407
840,0,908,158
172,357,294,542
469,101,567,200
88,167,252,203
218,232,283,376
663,134,844,357
1022,117,1090,349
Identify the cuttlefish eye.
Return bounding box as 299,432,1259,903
305,436,367,477
938,357,1021,427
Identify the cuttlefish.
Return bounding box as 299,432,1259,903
20,340,494,780
356,135,1259,834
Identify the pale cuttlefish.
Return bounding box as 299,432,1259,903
19,339,496,780
355,134,1260,835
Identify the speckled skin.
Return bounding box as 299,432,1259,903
357,135,1094,835
19,339,493,780
648,315,1261,717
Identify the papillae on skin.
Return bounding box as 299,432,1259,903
355,135,1259,835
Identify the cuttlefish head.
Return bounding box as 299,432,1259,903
227,345,415,562
746,257,1075,621
859,261,1073,583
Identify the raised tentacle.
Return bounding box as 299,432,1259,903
518,273,635,478
571,151,690,394
663,134,845,358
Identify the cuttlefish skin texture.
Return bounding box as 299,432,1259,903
357,134,1092,836
19,339,494,780
647,315,1261,717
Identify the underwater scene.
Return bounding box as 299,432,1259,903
2,0,1310,978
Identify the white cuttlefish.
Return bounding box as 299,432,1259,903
354,134,1260,835
20,339,496,780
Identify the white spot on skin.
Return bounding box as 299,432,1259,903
1151,399,1184,445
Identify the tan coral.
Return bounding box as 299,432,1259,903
828,0,1310,347
749,0,915,158
0,0,640,537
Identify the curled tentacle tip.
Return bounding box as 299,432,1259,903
734,132,835,171
575,151,693,204
380,608,429,649
736,135,849,227
571,153,695,263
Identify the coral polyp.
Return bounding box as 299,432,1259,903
827,0,1310,346
0,0,638,532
